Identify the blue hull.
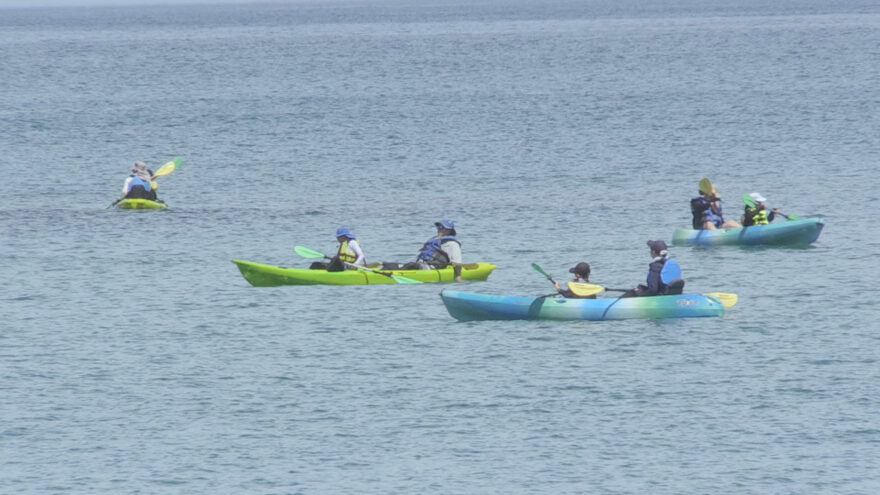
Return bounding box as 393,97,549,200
440,290,724,321
672,217,824,246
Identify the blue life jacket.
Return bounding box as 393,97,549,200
128,176,152,192
644,257,682,294
418,235,460,266
660,258,681,284
691,196,723,229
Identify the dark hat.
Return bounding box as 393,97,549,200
568,262,591,276
647,240,668,252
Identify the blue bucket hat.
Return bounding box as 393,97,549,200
335,226,355,239
434,219,455,230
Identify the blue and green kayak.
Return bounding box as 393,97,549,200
440,289,724,321
672,216,823,246
232,259,497,286
116,198,167,210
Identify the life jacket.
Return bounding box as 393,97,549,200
746,207,769,226
645,257,681,291
336,239,359,264
660,258,681,284
128,176,151,192
417,235,460,266
691,196,723,229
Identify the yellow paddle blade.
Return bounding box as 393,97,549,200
699,177,713,195
704,292,737,308
567,282,604,297
152,157,181,179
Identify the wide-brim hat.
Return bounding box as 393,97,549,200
749,192,766,203
335,226,355,239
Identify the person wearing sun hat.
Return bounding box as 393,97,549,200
624,240,684,297
741,192,780,226
408,219,463,282
121,161,158,200
690,177,741,230
554,262,596,299
312,226,365,272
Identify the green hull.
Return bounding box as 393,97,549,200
116,198,167,210
232,259,497,286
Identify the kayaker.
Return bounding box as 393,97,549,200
741,192,780,226
624,240,684,297
311,227,365,272
121,161,158,200
554,262,596,299
390,219,463,282
690,179,740,230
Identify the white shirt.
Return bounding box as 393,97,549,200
347,239,365,266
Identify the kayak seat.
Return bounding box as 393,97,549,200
664,279,685,295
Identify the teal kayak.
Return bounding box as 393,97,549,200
116,198,167,210
672,216,823,246
440,290,724,321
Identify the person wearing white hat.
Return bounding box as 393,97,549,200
741,192,781,226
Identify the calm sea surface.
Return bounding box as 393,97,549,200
2,1,879,493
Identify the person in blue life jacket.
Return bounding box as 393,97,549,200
623,240,685,297
394,220,463,282
554,262,597,299
690,180,740,230
121,161,159,201
310,227,365,272
741,192,781,227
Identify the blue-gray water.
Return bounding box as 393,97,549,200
2,1,879,493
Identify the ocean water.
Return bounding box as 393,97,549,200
2,1,879,493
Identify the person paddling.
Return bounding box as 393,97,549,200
623,240,684,297
690,178,740,230
741,192,781,226
554,262,597,299
389,220,463,282
121,161,159,201
310,227,365,272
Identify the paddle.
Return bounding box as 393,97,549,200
151,157,181,179
106,157,181,209
699,177,714,196
294,245,422,284
742,193,796,220
576,283,738,308
531,263,602,297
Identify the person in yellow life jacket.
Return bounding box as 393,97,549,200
310,227,365,272
741,192,781,227
554,262,597,299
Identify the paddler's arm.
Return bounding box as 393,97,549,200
443,241,463,282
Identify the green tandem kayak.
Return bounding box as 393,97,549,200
116,198,167,210
232,259,498,286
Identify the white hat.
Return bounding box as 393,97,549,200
749,192,766,203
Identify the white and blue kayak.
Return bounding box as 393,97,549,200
440,290,724,321
672,216,824,246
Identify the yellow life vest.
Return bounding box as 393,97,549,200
337,239,359,264
750,209,769,225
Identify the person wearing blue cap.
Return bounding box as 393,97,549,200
311,227,365,272
623,240,684,297
391,219,463,281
